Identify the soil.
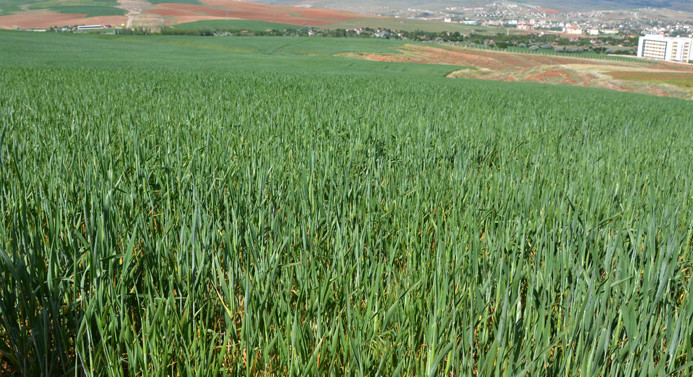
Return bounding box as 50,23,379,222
117,0,152,28
341,44,693,100
0,13,126,29
0,0,360,29
538,8,560,15
145,0,361,26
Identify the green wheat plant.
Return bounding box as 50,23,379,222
0,34,692,376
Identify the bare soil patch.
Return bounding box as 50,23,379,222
341,44,693,100
0,13,125,29
1,0,356,29
145,0,360,26
117,0,151,28
538,8,560,15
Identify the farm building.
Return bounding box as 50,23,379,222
77,25,103,31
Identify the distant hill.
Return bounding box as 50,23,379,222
0,0,367,30
540,0,693,11
1,0,690,31
255,0,693,13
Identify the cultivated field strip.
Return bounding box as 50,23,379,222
1,66,693,376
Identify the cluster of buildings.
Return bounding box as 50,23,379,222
391,2,692,44
26,24,116,32
637,35,693,63
558,25,619,36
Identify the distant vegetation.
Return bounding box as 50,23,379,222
147,0,201,3
173,20,298,32
326,17,489,34
153,24,638,59
30,5,126,17
608,71,693,89
0,0,114,16
256,0,693,12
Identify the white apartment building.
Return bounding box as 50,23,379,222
637,35,693,63
563,26,582,35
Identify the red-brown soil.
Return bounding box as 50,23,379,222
146,0,363,26
0,13,126,29
538,8,560,15
0,0,363,29
344,45,590,71
341,44,693,99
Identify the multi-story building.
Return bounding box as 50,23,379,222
563,26,583,35
637,35,693,63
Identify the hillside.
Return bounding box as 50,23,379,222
0,0,352,29
0,0,128,28
256,0,693,13
2,0,692,31
2,30,693,376
343,44,693,100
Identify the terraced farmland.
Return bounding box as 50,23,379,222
1,32,693,376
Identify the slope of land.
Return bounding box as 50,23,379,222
147,0,362,26
342,44,693,100
0,0,368,29
0,0,127,28
0,0,492,33
257,0,693,13
0,12,126,29
118,0,159,28
172,19,299,31
2,0,693,30
2,30,693,377
324,17,487,33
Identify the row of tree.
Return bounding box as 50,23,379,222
119,25,636,55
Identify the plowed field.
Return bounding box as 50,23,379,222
0,13,125,29
0,0,363,29
146,0,363,26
